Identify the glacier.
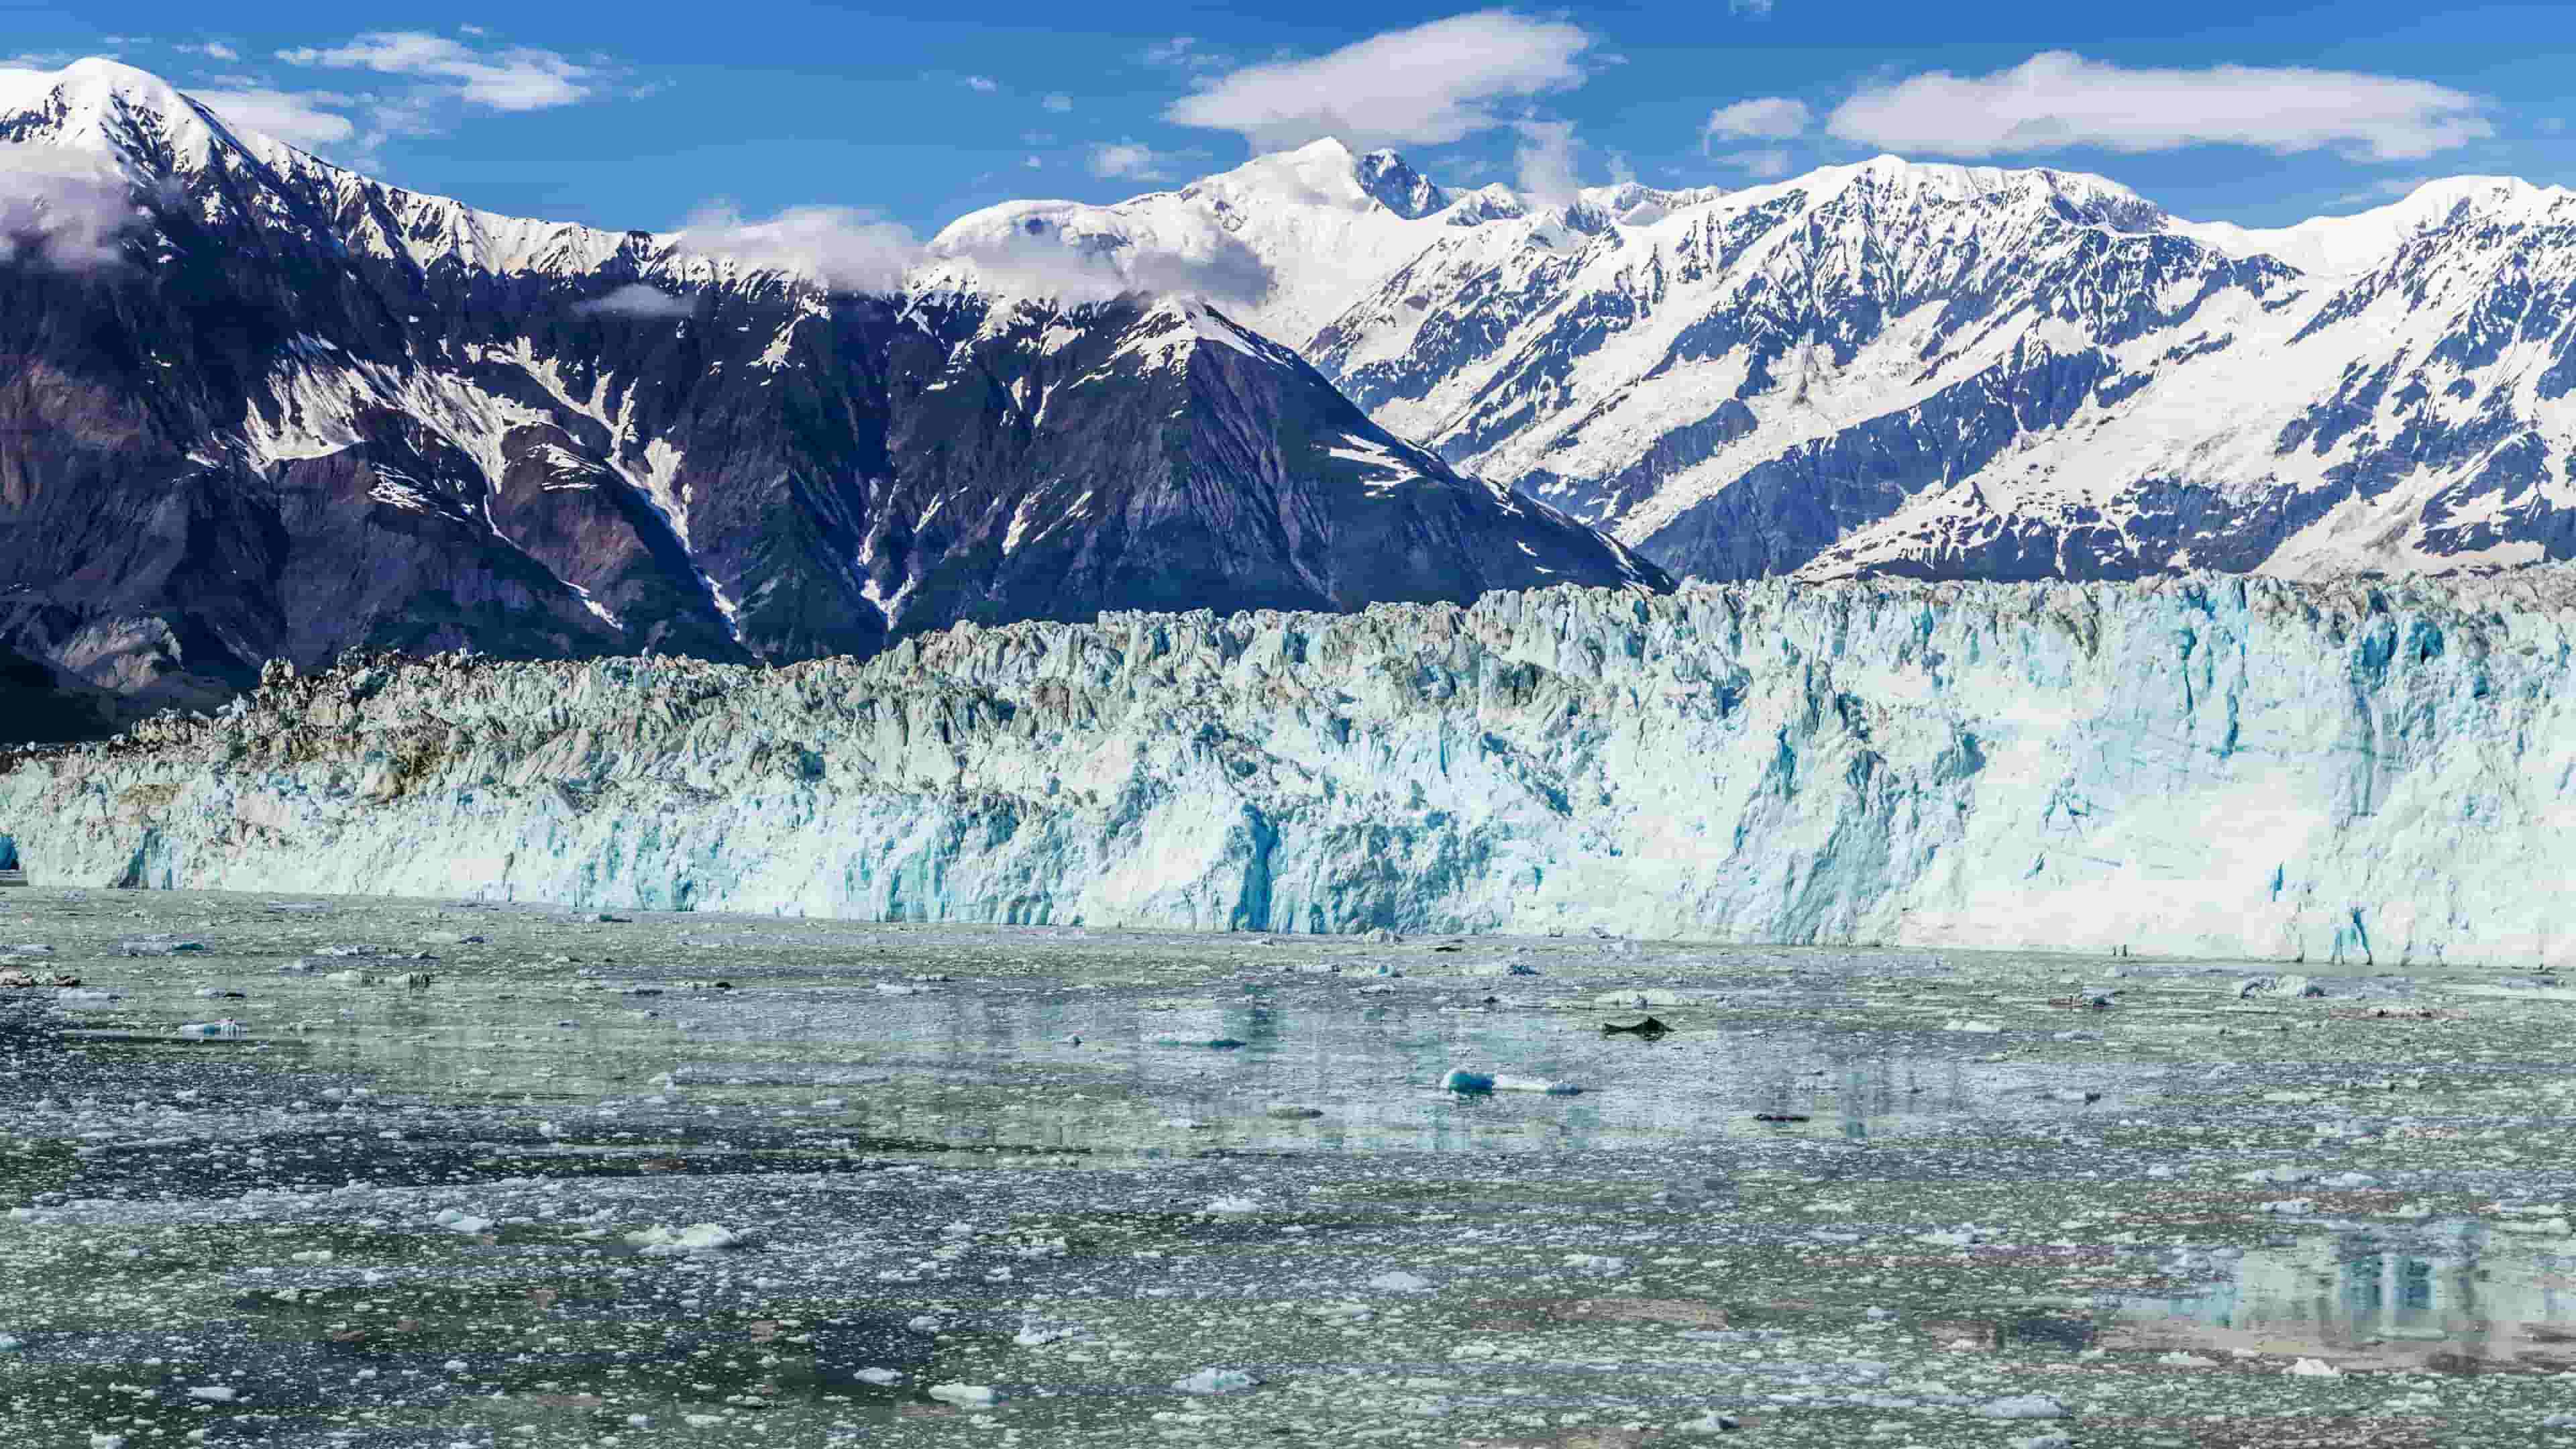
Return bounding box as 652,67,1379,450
3,570,2570,965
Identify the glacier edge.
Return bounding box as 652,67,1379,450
2,572,2571,967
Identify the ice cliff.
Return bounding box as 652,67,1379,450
3,571,2571,965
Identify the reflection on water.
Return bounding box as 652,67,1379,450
64,978,2046,1156
2112,1224,2576,1371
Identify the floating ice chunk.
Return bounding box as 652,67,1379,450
2158,1350,2216,1366
812,1097,846,1110
184,1386,237,1402
1593,989,1685,1008
1677,1411,1741,1434
1943,1020,2003,1033
1173,1367,1260,1395
176,1020,246,1038
1204,1195,1260,1215
2257,1198,2316,1216
1562,1253,1627,1273
927,1383,999,1407
1366,1271,1432,1292
2239,975,2326,1000
119,936,207,956
1979,1393,2068,1419
2237,1166,2318,1185
433,1209,495,1234
854,1367,904,1385
2008,1436,2073,1449
0,1333,18,1351
1442,1069,1579,1094
625,1223,748,1254
2288,1357,2342,1377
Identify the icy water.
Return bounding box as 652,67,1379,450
3,893,2573,1446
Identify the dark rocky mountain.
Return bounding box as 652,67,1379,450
0,60,1664,738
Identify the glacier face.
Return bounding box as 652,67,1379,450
5,571,2571,965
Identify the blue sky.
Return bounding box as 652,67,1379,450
11,1,2575,239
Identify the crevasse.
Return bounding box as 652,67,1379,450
3,572,2569,965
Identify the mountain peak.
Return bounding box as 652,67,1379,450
1354,147,1448,219
0,56,246,178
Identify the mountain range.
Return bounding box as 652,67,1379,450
0,60,1658,737
7,56,2576,737
957,140,2576,585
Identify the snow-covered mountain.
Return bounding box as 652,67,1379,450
0,60,1660,732
965,141,2576,584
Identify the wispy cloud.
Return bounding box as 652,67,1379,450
1041,91,1072,114
178,41,241,62
677,202,920,294
574,282,694,318
1087,140,1190,182
963,74,998,93
1513,119,1580,209
193,87,361,150
1828,51,2493,162
1138,37,1234,73
1165,10,1595,152
0,147,142,269
1704,97,1809,144
1729,0,1776,15
278,32,592,111
1714,148,1793,178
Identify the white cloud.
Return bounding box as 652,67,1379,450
1827,51,2493,162
1705,96,1809,143
0,148,141,268
193,87,359,150
1024,154,1041,169
928,208,1274,307
1715,147,1793,178
1087,140,1182,182
1041,91,1072,113
1164,10,1594,152
1139,37,1232,72
180,42,241,62
1729,0,1775,15
1513,119,1580,209
677,203,920,295
964,74,998,93
278,32,591,111
574,282,694,318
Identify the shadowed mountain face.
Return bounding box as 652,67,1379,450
0,61,1663,733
